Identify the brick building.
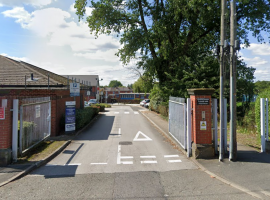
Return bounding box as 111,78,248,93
0,55,98,165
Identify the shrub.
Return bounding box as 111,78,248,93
158,102,169,117
99,103,111,108
91,104,105,112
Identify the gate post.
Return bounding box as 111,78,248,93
187,88,215,159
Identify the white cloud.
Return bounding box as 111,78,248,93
2,7,31,28
247,43,270,56
74,49,120,62
0,0,55,7
241,56,268,67
69,3,76,13
85,7,93,16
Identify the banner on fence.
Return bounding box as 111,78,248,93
65,101,76,132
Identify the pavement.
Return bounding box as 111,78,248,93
0,105,270,199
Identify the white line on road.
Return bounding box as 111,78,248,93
121,156,134,159
167,160,182,163
122,161,133,164
117,145,121,164
118,128,121,136
140,156,156,158
124,112,129,114
164,155,179,158
141,161,157,164
90,163,107,165
114,112,119,114
134,112,139,114
67,163,82,166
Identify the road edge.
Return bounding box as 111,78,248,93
139,110,262,199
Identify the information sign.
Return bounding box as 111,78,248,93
35,105,40,118
197,98,210,105
65,101,76,132
0,107,5,120
70,83,80,97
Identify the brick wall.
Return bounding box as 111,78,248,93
191,95,212,144
0,99,12,149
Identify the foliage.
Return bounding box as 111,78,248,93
255,90,270,135
149,84,167,112
108,80,123,87
92,104,105,112
74,0,268,99
18,121,36,132
254,81,270,94
133,75,153,93
99,103,111,108
158,102,169,117
127,84,133,88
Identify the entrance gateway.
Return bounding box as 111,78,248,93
169,88,219,159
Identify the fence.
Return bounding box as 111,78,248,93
19,97,51,154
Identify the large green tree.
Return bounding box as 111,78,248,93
75,0,270,98
133,75,153,93
108,80,123,87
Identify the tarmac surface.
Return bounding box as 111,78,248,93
0,104,269,199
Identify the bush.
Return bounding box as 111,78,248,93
158,102,169,117
60,107,98,131
91,104,105,112
99,103,111,108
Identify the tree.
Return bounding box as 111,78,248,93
108,80,123,87
133,75,153,93
254,81,270,94
75,0,270,99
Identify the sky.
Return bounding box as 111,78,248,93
0,0,270,86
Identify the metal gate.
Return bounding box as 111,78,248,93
169,97,187,149
19,97,51,154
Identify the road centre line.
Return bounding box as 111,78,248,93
140,156,156,159
122,161,133,164
124,112,129,114
118,128,121,136
164,155,179,158
141,161,157,164
167,160,182,163
134,112,139,114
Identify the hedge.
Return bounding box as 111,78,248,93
255,90,270,134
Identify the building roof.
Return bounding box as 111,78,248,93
61,75,99,86
0,55,97,89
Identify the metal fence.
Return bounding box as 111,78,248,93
169,96,187,149
19,97,51,154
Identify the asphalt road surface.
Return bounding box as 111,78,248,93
0,105,256,199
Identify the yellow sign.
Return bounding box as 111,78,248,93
200,121,207,130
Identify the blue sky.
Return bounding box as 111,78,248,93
0,0,270,86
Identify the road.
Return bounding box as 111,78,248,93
0,105,256,199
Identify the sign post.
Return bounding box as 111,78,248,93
65,101,76,132
70,83,80,97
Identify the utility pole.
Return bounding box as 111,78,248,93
219,0,226,161
229,0,237,161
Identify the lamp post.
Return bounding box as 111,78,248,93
96,78,103,103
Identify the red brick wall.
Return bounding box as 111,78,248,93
0,99,12,149
191,95,212,144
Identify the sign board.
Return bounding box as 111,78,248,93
0,107,5,120
70,83,80,97
200,121,207,130
87,91,90,96
65,101,76,132
35,105,40,118
197,98,210,105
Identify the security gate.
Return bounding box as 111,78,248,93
169,97,187,149
19,97,51,154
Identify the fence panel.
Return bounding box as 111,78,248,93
169,97,186,149
20,97,51,154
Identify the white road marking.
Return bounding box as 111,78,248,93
117,145,121,164
45,163,81,166
67,163,82,166
164,155,179,158
141,161,157,164
114,112,119,114
133,131,152,141
167,160,182,163
140,156,156,158
118,128,121,136
122,161,133,164
121,156,133,159
90,163,107,165
134,112,139,114
124,112,129,114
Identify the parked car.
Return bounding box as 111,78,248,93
144,100,150,108
140,99,149,107
84,101,90,107
88,99,97,105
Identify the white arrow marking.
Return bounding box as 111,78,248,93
133,131,152,141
